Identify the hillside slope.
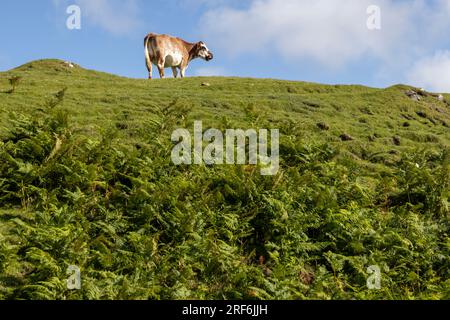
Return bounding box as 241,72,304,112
0,60,449,300
1,60,450,151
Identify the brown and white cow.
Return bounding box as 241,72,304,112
144,33,214,79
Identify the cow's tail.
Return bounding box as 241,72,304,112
144,33,156,76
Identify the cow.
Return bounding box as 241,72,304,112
144,33,214,79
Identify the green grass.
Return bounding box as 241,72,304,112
0,59,449,300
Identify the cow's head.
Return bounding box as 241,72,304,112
195,42,214,61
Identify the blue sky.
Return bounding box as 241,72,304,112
1,0,450,91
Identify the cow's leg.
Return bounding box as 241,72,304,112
147,63,153,80
172,67,179,78
180,66,187,78
157,59,165,79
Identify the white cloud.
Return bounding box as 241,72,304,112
407,50,450,93
54,0,142,36
177,0,243,9
200,0,450,72
78,0,141,35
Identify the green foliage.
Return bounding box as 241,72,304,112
0,60,449,300
7,76,22,94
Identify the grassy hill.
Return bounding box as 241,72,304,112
0,59,449,299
